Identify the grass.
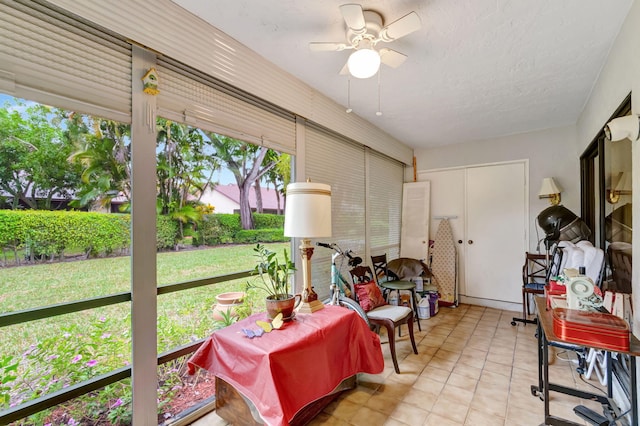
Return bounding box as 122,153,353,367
0,242,289,360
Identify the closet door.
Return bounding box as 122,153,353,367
420,169,466,295
420,161,527,306
465,163,527,303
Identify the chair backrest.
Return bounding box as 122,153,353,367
348,265,377,304
370,254,390,284
523,252,548,286
349,265,375,285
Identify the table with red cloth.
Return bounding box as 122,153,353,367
187,305,384,426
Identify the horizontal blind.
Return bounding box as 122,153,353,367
368,151,404,259
45,0,413,164
306,125,365,298
157,57,296,154
0,0,131,122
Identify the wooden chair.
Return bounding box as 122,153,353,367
348,265,418,373
511,252,548,326
370,254,421,332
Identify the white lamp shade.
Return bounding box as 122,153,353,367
539,177,562,197
604,115,640,142
284,182,332,238
347,49,381,79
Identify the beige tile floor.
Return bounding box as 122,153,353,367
192,304,609,425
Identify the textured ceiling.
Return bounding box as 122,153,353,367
171,0,632,149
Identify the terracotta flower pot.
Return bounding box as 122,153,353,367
265,294,301,321
212,291,245,321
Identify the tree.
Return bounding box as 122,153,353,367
156,119,219,237
0,101,82,210
264,152,291,214
205,133,278,229
66,115,132,210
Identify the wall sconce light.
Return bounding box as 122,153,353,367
604,114,640,142
539,177,562,205
284,180,332,313
607,171,632,204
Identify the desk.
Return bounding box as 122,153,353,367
532,297,639,426
188,305,384,426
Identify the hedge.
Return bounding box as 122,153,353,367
234,228,288,244
0,210,283,263
0,210,178,262
194,213,286,246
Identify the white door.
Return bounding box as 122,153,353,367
400,181,430,259
419,169,466,295
420,162,528,305
465,163,527,303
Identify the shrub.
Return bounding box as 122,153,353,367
0,210,180,263
214,214,242,234
199,213,285,245
253,213,284,229
195,214,226,246
157,215,179,250
234,228,288,244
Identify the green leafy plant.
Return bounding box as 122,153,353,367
246,243,295,299
0,355,18,407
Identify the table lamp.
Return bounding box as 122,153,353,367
284,181,332,313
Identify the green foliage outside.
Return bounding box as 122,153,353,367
0,210,181,264
193,213,287,246
0,242,287,424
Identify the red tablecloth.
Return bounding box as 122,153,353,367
188,305,384,425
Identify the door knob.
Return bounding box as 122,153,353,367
458,240,463,244
468,240,474,244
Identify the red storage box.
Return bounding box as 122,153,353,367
552,308,630,352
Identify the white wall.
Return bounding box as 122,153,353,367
415,0,640,337
576,0,640,336
413,124,579,253
199,191,239,214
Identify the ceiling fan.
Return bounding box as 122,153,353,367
310,4,422,79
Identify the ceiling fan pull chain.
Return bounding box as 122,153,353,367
346,78,353,114
376,70,383,116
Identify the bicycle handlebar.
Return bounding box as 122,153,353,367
316,242,334,249
316,242,362,266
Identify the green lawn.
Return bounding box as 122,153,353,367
0,242,289,359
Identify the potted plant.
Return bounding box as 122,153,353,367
246,243,300,320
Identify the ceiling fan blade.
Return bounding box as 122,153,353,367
379,11,421,42
379,48,407,68
340,4,366,34
309,42,349,52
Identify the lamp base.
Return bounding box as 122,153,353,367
297,299,325,314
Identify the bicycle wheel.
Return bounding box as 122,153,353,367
323,296,370,328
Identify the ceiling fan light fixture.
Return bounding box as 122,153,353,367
347,48,380,79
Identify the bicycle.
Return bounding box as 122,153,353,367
316,242,370,326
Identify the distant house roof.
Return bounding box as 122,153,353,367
211,184,281,211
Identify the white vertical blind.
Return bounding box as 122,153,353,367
0,0,131,122
368,150,404,258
